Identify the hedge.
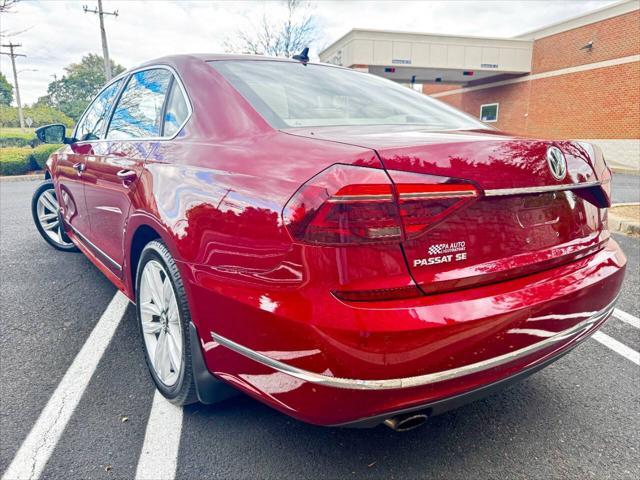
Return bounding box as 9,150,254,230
31,144,62,169
0,147,33,175
0,105,74,129
0,144,62,175
0,130,39,148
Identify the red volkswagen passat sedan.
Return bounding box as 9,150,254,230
32,54,625,431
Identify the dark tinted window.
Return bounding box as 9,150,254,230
162,81,189,137
107,69,172,139
75,79,122,141
480,103,498,122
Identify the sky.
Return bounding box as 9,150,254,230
0,0,619,105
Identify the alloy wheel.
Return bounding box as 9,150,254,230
139,259,183,387
36,188,74,248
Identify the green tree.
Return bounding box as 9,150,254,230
0,72,13,106
37,54,125,121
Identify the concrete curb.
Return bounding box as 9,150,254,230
611,166,639,176
609,203,640,236
0,173,44,183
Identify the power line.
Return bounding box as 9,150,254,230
83,0,118,81
0,41,27,130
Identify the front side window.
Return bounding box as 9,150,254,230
75,79,122,141
107,69,172,139
480,103,499,123
209,60,485,130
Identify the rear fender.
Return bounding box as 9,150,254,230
123,212,183,300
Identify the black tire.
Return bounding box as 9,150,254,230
31,180,78,252
136,240,198,406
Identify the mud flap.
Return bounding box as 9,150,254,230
57,211,73,243
189,322,239,404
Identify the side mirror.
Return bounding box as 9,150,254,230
35,124,74,144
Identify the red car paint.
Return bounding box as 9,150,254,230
47,55,625,426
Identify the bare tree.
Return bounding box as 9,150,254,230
0,1,32,39
224,0,317,58
0,0,19,13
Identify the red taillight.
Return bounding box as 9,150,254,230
283,165,479,246
392,171,479,240
283,165,403,245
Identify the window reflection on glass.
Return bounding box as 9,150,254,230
209,61,485,130
162,82,189,137
76,79,122,141
108,69,172,140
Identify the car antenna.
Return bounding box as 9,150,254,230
292,47,310,65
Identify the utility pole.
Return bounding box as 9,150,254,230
83,0,118,81
0,42,26,131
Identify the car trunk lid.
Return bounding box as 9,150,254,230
285,126,611,295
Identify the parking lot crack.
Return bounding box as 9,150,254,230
51,273,90,300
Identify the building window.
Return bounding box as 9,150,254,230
480,103,499,122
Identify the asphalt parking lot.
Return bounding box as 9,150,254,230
1,175,638,480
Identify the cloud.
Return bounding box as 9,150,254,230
0,0,617,104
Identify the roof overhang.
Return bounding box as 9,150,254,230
319,29,533,84
515,0,638,39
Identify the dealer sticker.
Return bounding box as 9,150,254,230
413,241,467,267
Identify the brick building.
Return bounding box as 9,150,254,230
319,0,640,171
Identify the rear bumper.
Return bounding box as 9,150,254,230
336,338,581,428
210,294,616,391
192,238,625,426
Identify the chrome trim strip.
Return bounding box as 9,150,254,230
484,181,601,197
327,190,477,203
68,224,122,271
210,296,617,390
329,183,595,203
400,190,477,199
328,194,393,203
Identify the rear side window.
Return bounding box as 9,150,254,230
162,81,189,137
75,79,122,141
107,69,172,139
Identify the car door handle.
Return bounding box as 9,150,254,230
72,162,85,173
116,169,138,184
117,169,136,178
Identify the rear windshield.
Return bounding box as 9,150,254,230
208,60,485,130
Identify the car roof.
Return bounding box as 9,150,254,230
192,53,302,62
134,52,340,70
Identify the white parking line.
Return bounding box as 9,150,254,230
592,331,640,366
2,292,129,480
135,391,183,480
613,308,640,329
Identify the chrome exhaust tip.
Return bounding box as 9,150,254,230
383,413,428,432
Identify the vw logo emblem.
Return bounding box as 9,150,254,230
546,146,567,181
